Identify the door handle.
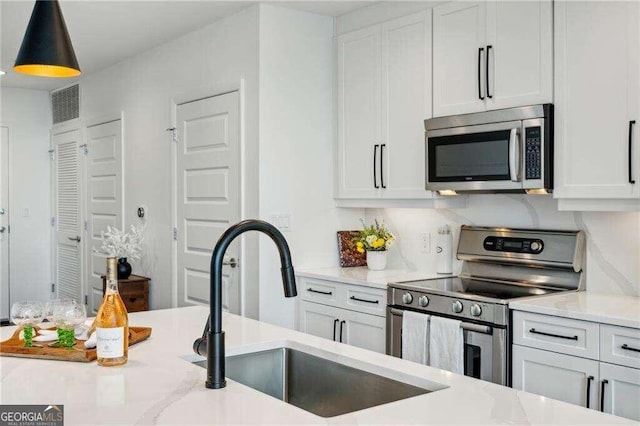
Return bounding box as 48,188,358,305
486,45,493,99
586,376,594,409
478,47,485,100
621,343,640,352
339,320,346,343
350,295,379,304
529,328,578,340
333,319,339,341
509,128,520,182
629,120,636,184
380,144,386,189
222,257,238,268
373,144,380,189
68,236,81,242
600,379,608,412
0,226,5,233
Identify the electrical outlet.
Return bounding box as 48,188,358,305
421,232,431,253
268,214,291,232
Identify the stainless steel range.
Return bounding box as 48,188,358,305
386,225,585,386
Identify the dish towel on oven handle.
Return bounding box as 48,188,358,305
429,316,464,374
401,310,430,364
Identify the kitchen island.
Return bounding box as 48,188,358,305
0,306,633,425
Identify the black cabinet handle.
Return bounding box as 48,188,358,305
529,328,578,341
478,47,485,100
307,288,332,296
380,144,386,189
622,343,640,352
339,320,346,343
486,45,493,99
600,379,608,412
373,144,380,189
333,318,339,341
629,120,636,184
350,295,379,304
586,375,594,409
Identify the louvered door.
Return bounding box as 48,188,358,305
53,129,82,303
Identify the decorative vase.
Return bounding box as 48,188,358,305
366,250,387,271
117,257,132,280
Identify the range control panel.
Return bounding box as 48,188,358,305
524,126,542,180
483,236,544,254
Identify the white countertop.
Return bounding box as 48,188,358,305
510,292,640,329
0,306,632,425
296,267,448,289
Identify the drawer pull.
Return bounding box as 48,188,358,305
621,343,640,353
350,296,379,304
586,376,594,409
307,288,332,296
529,328,578,341
600,379,608,412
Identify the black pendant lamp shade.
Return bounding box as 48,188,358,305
14,0,81,77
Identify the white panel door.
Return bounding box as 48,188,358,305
600,362,640,421
85,120,123,314
0,127,9,321
554,1,640,199
337,25,382,199
53,129,83,303
433,1,487,117
381,11,432,199
512,345,599,409
176,92,240,311
342,309,386,353
298,300,339,342
486,0,552,110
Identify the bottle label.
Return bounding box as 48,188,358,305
96,327,124,358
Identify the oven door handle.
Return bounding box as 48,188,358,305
509,127,520,182
389,308,493,335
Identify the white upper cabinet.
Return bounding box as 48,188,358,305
433,0,552,117
554,1,640,200
336,10,432,200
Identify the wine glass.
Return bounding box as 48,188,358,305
10,301,44,347
53,301,86,349
43,298,76,329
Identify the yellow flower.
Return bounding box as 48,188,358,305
356,241,364,248
372,238,385,249
357,247,365,253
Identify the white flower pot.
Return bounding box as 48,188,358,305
366,250,387,271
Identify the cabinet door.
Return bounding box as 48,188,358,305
433,1,487,117
342,309,386,354
486,0,552,110
600,362,640,421
512,345,599,409
380,11,432,199
298,301,339,342
554,1,640,199
336,26,382,199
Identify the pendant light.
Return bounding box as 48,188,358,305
14,0,81,77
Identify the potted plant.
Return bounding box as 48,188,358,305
354,220,395,271
98,224,146,279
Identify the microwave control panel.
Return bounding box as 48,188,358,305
525,126,542,179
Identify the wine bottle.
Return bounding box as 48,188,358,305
95,257,129,366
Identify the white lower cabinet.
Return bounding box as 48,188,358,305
512,311,640,421
298,300,386,353
512,345,599,409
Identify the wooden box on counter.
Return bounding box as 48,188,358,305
101,275,149,312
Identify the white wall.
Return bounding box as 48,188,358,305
366,195,640,296
258,5,362,329
80,7,260,312
0,88,52,304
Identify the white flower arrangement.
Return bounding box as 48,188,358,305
98,224,146,260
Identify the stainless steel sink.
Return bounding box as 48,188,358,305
193,346,441,417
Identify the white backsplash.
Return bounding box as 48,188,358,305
365,195,640,296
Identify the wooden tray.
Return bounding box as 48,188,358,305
0,326,152,362
337,230,366,267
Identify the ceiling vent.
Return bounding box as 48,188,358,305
51,84,79,124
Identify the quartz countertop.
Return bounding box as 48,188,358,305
296,267,449,289
510,292,640,329
0,306,633,425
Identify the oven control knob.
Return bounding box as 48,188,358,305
402,292,413,304
470,304,482,317
452,300,463,313
530,241,543,252
418,295,429,307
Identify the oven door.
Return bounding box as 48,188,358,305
426,121,523,193
387,308,507,386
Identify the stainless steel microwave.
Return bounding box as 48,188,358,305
425,104,553,194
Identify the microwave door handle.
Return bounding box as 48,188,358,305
509,128,520,182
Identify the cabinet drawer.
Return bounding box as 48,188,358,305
300,278,339,305
600,324,640,369
513,311,599,359
345,286,386,317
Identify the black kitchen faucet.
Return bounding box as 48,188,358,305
193,219,297,389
